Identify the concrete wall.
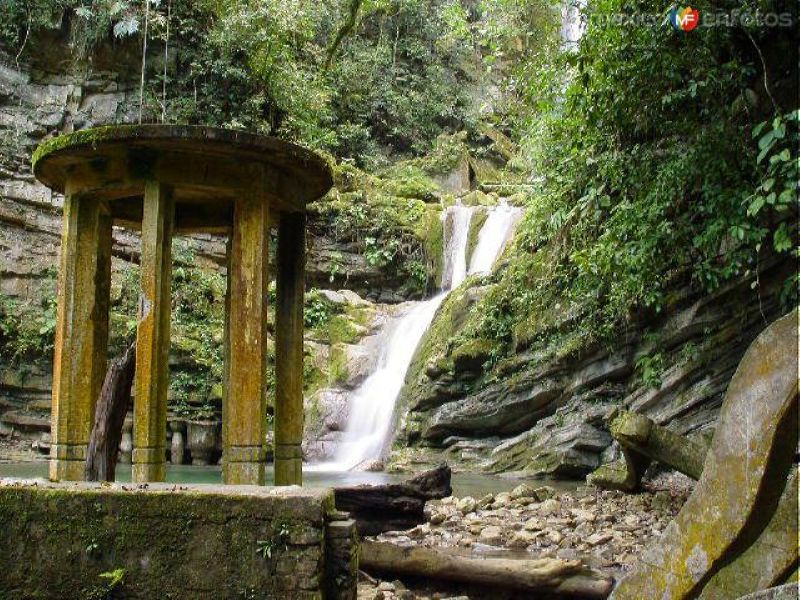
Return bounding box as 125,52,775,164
0,480,358,599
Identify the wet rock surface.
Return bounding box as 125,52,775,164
358,474,693,599
397,257,793,479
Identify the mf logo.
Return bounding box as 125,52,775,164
669,6,700,30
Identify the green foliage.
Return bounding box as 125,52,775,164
0,289,57,365
85,567,125,600
635,352,664,389
304,290,333,329
168,242,226,419
310,176,439,294
0,0,71,49
2,0,518,163
747,111,799,306
327,345,350,386
466,0,798,362
256,520,291,560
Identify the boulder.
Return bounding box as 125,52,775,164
611,309,799,600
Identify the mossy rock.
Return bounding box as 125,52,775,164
332,161,377,193
413,131,470,176
398,283,486,414
416,206,445,288
461,190,495,207
451,338,494,373
378,164,440,201
465,208,489,267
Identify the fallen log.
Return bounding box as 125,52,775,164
85,342,136,481
360,540,614,599
609,409,707,480
588,409,709,491
334,464,451,535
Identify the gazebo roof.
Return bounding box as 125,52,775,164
33,124,333,233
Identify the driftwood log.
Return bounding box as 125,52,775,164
85,343,136,481
334,464,452,535
360,540,614,599
588,409,709,491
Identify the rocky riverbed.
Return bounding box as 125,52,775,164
357,473,693,599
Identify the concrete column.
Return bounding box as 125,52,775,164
133,181,174,483
274,212,306,486
49,194,112,481
223,175,270,485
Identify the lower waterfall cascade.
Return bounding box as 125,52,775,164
312,201,522,471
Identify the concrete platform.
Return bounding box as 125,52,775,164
0,479,357,599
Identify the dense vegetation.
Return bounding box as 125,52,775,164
0,0,797,413
458,0,798,366
0,0,509,165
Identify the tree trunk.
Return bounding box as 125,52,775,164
85,342,136,482
334,464,451,535
360,540,614,599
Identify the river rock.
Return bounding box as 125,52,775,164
509,483,535,500
508,531,537,549
492,492,512,508
523,517,545,531
429,512,446,525
532,485,556,501
456,496,477,515
538,498,561,516
478,525,503,545
546,530,564,545
586,532,612,547
475,493,494,510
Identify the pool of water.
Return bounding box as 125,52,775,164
0,461,578,497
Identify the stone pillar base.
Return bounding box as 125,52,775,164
49,459,86,482
223,445,266,485
49,443,88,481
223,462,265,486
132,447,166,483
275,443,302,486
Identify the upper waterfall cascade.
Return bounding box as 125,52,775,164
313,202,522,471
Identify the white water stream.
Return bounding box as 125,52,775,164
312,202,521,471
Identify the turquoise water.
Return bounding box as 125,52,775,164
0,461,578,497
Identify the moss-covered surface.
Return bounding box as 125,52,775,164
32,124,332,197
465,208,489,268
309,170,444,295
450,337,494,374
31,125,142,170
397,282,482,415
0,482,335,600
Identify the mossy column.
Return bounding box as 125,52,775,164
132,182,174,483
49,193,112,481
274,212,306,485
223,172,270,485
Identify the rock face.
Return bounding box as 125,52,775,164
611,309,798,600
395,254,794,478
0,44,227,431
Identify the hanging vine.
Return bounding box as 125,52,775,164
138,0,149,123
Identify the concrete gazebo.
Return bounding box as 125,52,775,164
32,125,332,486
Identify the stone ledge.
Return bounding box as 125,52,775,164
0,479,348,599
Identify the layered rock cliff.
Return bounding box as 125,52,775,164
393,254,793,477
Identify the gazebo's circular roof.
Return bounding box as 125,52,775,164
32,125,333,232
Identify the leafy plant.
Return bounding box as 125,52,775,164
635,353,664,390
256,520,292,559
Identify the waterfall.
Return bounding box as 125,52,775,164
441,204,474,289
312,202,520,471
468,200,523,275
